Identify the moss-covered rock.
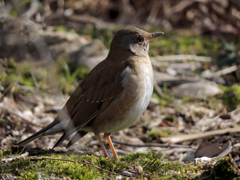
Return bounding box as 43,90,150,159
1,147,239,179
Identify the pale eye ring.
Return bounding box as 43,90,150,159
135,36,144,43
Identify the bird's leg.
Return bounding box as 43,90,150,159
105,133,119,161
94,133,109,158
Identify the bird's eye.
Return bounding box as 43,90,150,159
135,36,144,43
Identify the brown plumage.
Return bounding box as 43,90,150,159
17,27,164,160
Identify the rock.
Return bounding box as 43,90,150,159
201,69,226,84
201,69,216,78
154,71,181,83
73,39,109,70
154,71,198,86
150,97,159,105
22,109,33,119
0,16,88,64
169,62,201,76
166,67,177,76
41,116,54,125
172,80,223,99
0,16,42,61
34,103,44,115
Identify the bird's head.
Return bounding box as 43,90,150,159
109,27,164,58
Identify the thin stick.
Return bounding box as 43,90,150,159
1,152,29,163
112,141,191,148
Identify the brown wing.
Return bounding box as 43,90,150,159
53,60,128,148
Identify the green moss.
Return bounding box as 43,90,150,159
148,29,221,57
0,147,128,179
121,152,198,179
181,95,195,103
152,83,175,106
121,152,162,163
55,25,66,32
208,99,222,110
197,156,240,179
0,57,90,96
148,129,172,141
1,153,109,179
53,56,90,94
219,85,240,108
0,59,37,95
9,0,31,17
1,148,239,179
211,156,239,179
75,25,225,57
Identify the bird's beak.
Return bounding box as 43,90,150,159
147,32,164,41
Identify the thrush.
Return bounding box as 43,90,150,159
17,27,164,160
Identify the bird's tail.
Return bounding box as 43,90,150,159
66,131,88,148
17,118,68,146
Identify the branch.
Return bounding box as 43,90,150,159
161,127,240,143
1,152,29,163
112,141,191,148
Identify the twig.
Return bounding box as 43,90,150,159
23,0,39,18
151,54,212,62
63,14,101,25
0,103,41,126
214,65,239,77
38,28,88,44
161,127,240,143
154,80,164,98
147,1,160,24
29,157,75,163
112,141,190,148
1,152,29,163
170,0,195,14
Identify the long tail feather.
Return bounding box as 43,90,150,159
17,118,65,146
66,131,88,148
52,132,70,149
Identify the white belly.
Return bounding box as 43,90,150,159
111,66,153,132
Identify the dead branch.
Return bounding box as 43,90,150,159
161,127,240,144
112,141,190,148
151,54,212,62
1,152,29,163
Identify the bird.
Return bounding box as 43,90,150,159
17,27,164,160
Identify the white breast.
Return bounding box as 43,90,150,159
110,64,154,132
